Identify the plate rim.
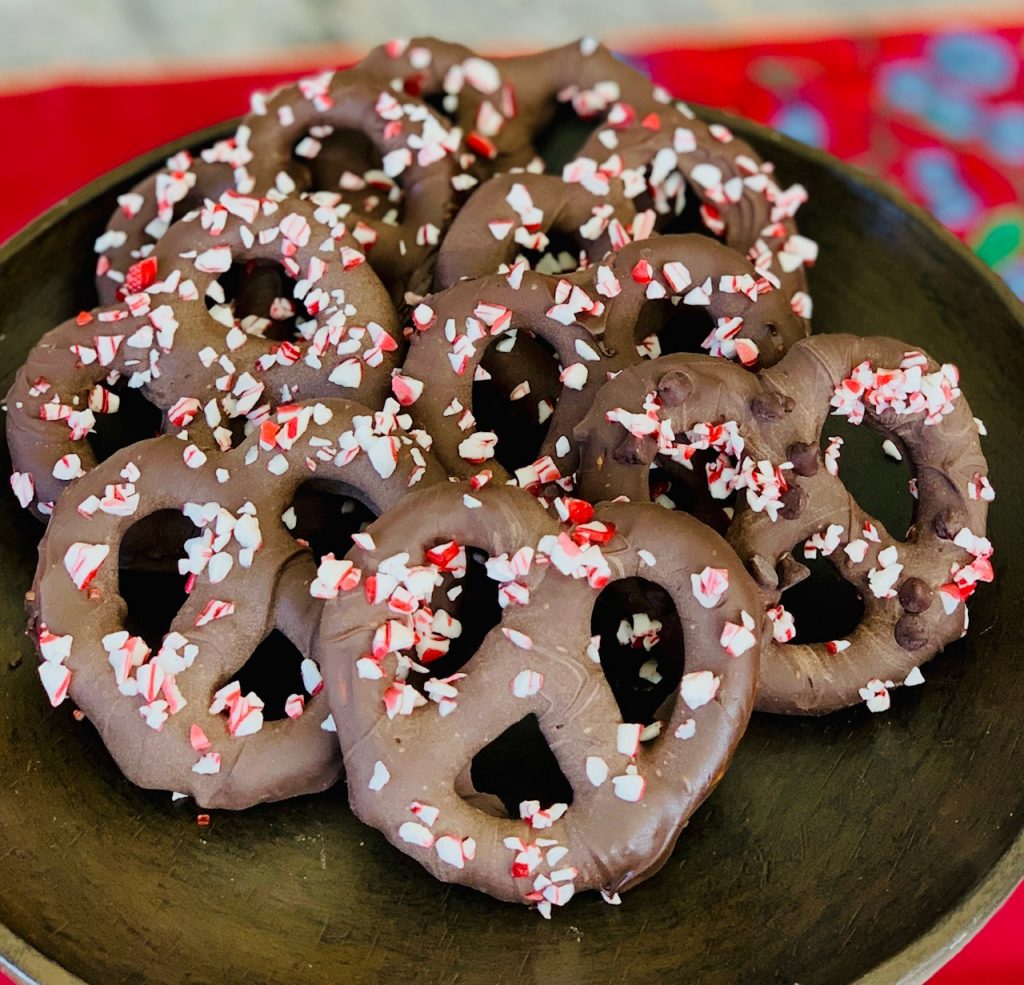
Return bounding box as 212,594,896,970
0,108,1022,985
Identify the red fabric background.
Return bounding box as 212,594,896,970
1,27,1022,984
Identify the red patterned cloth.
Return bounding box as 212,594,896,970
2,27,1023,297
635,26,1024,300
0,22,1022,985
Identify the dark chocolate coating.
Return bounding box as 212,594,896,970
574,335,991,714
787,440,819,476
29,398,446,809
319,483,760,907
898,576,933,613
8,196,402,519
657,369,693,406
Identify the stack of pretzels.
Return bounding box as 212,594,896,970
8,37,995,918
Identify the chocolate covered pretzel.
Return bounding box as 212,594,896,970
358,37,519,175
400,233,804,485
433,170,639,452
9,195,402,520
28,398,445,809
575,335,995,714
96,137,398,308
362,37,814,313
95,133,246,305
97,68,460,308
434,171,639,287
319,482,761,912
244,71,461,301
510,40,813,310
97,39,814,319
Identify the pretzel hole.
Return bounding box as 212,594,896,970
657,183,717,239
224,417,251,449
118,510,199,647
287,481,377,560
533,102,603,173
205,259,299,342
780,552,865,646
295,127,385,199
514,229,588,277
418,547,503,683
591,577,685,725
421,90,453,120
231,629,309,722
635,297,715,358
473,333,559,472
463,714,574,818
87,384,162,464
155,180,209,234
819,418,915,540
649,456,734,536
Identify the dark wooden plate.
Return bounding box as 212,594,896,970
1,109,1022,985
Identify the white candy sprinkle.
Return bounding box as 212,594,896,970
859,679,893,713
369,761,391,791
674,719,697,740
398,821,435,848
882,439,903,461
502,628,533,650
680,671,720,710
904,667,925,687
611,766,645,802
511,669,543,697
560,363,588,390
586,756,609,786
616,723,642,757
192,752,221,775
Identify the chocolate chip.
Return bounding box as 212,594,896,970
613,433,656,466
894,614,929,651
898,577,933,613
933,505,967,541
762,324,785,358
776,554,810,590
656,370,692,407
778,483,806,520
750,391,795,422
786,441,819,477
747,554,779,590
